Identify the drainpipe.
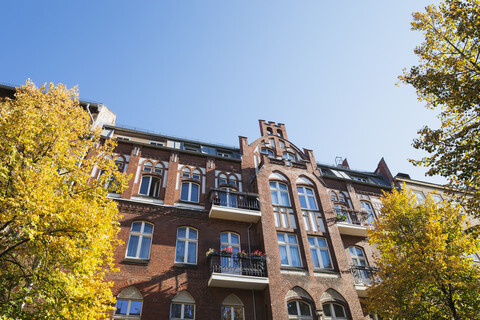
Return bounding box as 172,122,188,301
247,223,256,319
85,103,95,125
252,290,257,320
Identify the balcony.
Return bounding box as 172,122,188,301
335,209,372,237
207,252,269,290
208,189,261,223
350,265,377,297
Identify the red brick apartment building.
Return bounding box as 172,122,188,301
101,119,393,320
0,84,392,319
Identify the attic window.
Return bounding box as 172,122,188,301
184,144,200,152
149,141,164,146
116,135,131,141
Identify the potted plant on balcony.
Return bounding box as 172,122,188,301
220,247,233,256
237,250,247,258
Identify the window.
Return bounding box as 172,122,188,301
283,152,295,161
468,252,480,262
308,237,333,269
217,151,231,158
139,176,161,197
154,163,163,174
277,233,302,267
114,287,143,319
323,303,347,320
126,222,153,260
274,206,296,229
331,192,338,202
184,144,200,152
361,201,375,224
287,301,312,319
180,182,199,203
228,176,237,186
431,194,443,203
261,148,274,157
298,187,325,233
192,170,201,180
149,140,165,146
170,291,195,319
338,193,346,203
349,246,371,284
270,182,291,206
218,174,228,185
220,232,241,273
143,161,153,172
175,227,198,264
182,167,191,178
279,141,286,149
413,191,426,203
222,294,244,320
297,187,318,210
115,157,125,172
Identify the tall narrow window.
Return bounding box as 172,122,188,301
298,187,325,233
175,227,198,264
277,233,302,267
270,182,291,206
308,237,333,269
114,287,143,320
349,246,370,284
361,201,375,224
126,222,153,260
181,182,200,203
287,301,312,319
170,291,195,320
220,232,241,274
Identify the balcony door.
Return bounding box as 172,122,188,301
349,246,370,284
219,188,237,208
220,232,241,275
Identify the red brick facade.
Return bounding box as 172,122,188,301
104,120,393,320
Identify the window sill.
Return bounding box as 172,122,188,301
313,269,340,278
121,258,150,265
173,263,198,270
280,266,305,271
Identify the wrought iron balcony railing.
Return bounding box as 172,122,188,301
336,209,371,226
349,265,377,286
208,188,260,211
207,252,267,278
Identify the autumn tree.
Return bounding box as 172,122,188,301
400,0,480,219
0,81,127,319
367,189,480,320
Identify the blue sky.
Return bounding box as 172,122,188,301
2,1,444,183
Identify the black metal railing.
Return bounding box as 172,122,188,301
209,189,260,211
207,252,267,277
350,265,377,285
335,209,369,226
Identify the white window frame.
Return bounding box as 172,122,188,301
287,300,312,319
139,175,161,197
175,227,198,265
273,206,296,229
170,303,195,319
125,222,153,260
180,182,200,203
308,236,333,270
283,152,296,161
270,181,291,207
221,306,244,320
323,303,347,320
277,233,302,267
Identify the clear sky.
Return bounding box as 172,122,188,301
1,1,444,183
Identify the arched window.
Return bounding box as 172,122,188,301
115,156,126,172
175,227,198,264
323,303,347,320
154,163,163,174
181,182,200,203
143,161,153,172
221,294,244,320
170,291,195,319
331,192,338,202
192,169,201,180
361,201,375,224
261,148,274,157
228,175,237,186
277,129,283,138
298,186,325,233
220,232,241,273
266,127,273,135
114,287,143,319
283,152,295,161
182,167,191,178
287,301,312,319
348,246,371,285
126,222,153,260
338,193,346,203
218,173,228,185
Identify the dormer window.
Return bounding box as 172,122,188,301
283,152,295,161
